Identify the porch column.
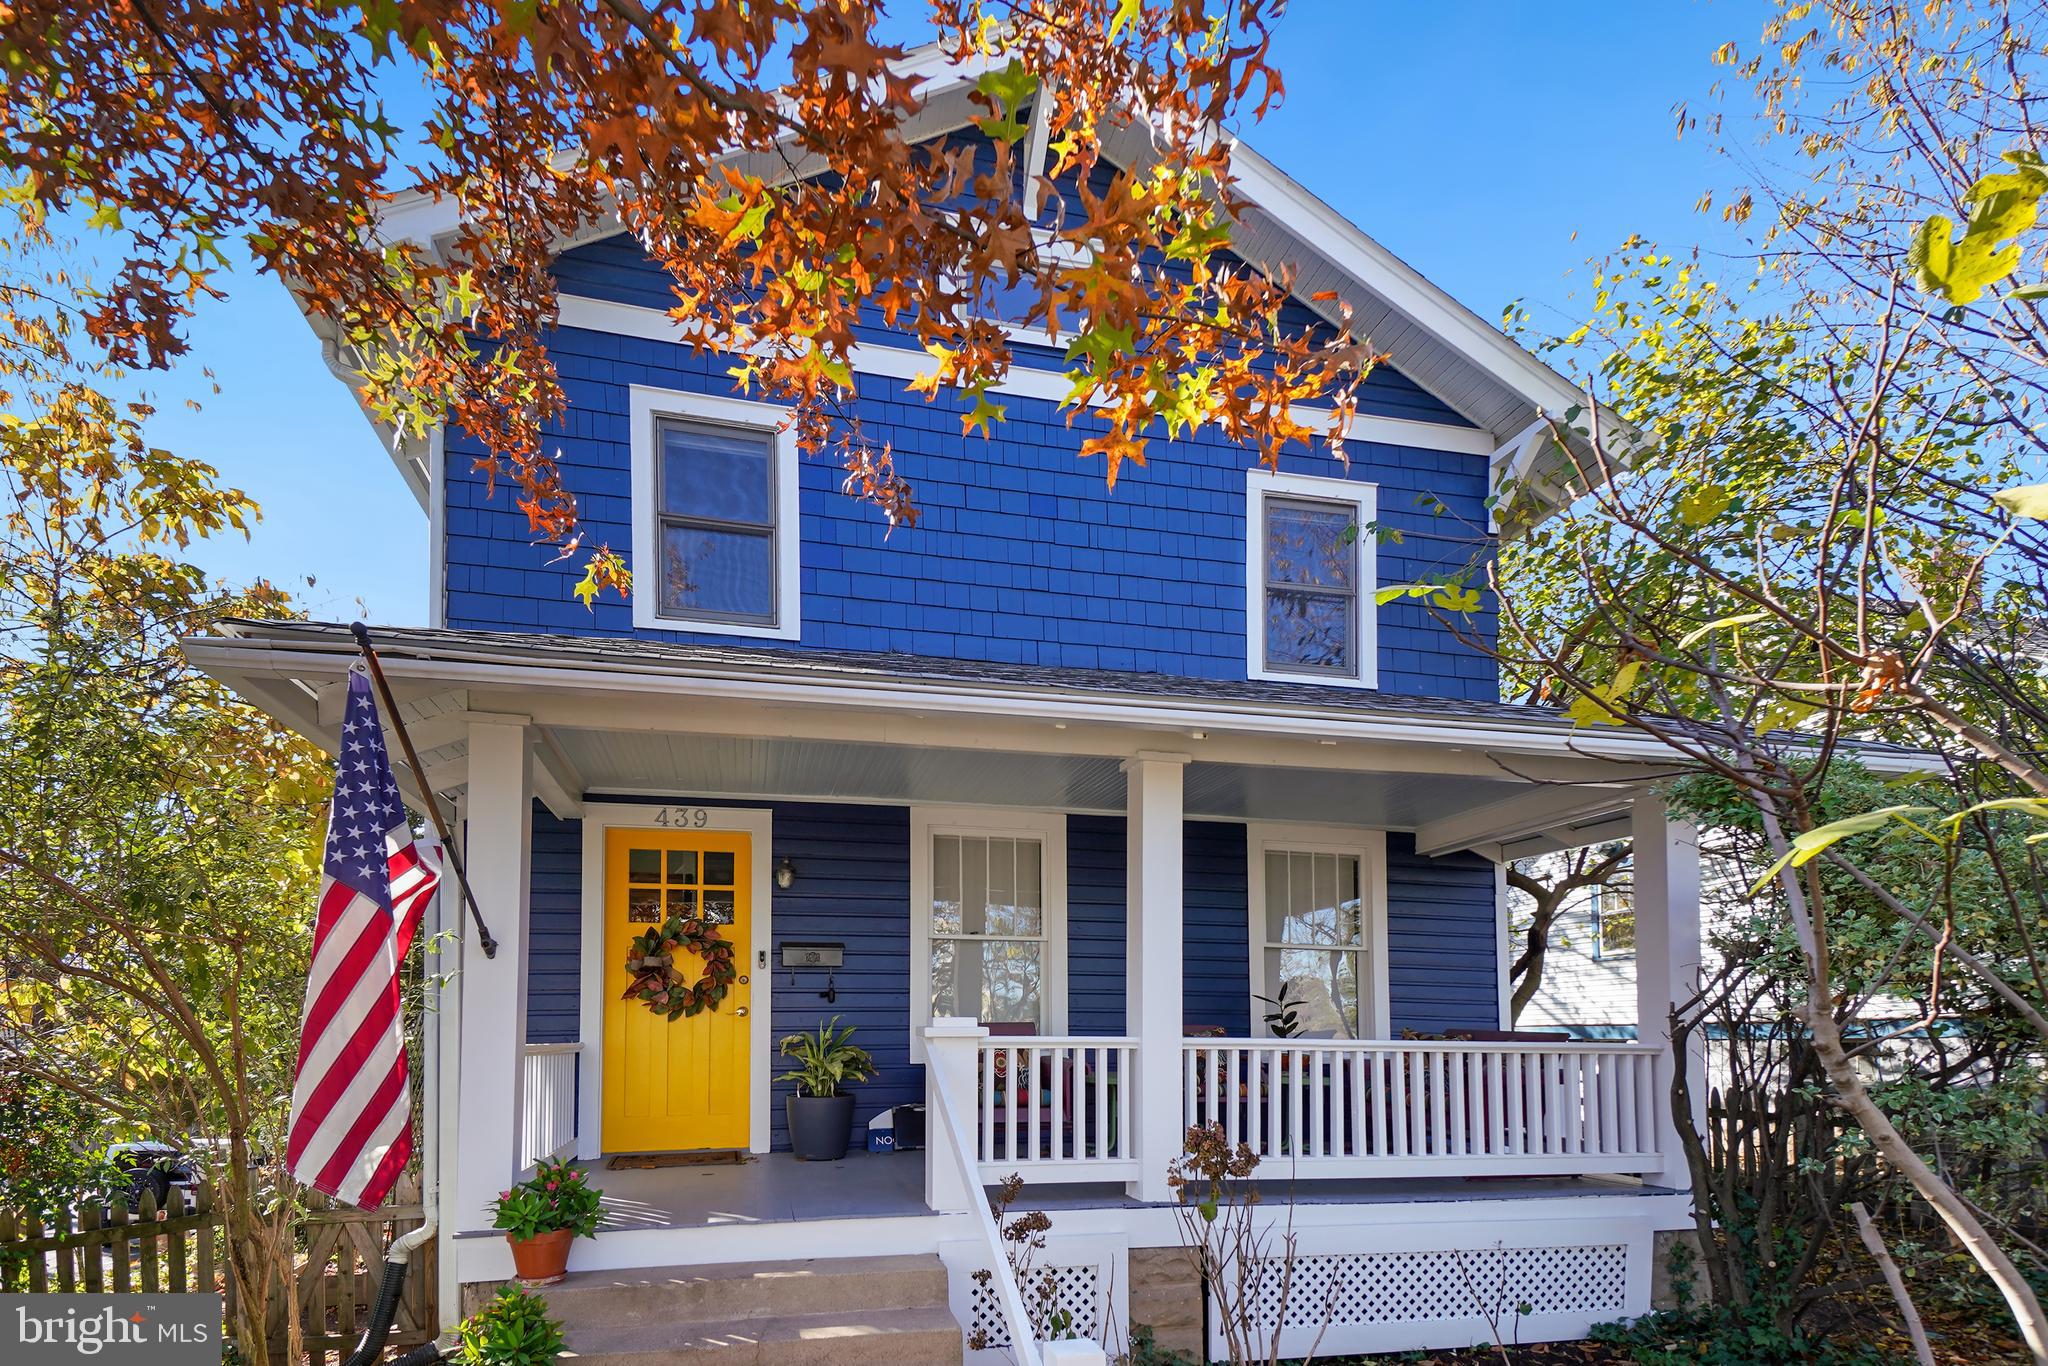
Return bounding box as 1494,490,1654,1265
1125,752,1188,1203
1631,793,1704,1189
454,715,533,1231
923,1017,988,1213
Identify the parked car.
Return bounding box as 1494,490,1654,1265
104,1141,197,1214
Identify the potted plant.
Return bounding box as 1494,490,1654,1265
488,1155,602,1285
456,1284,566,1366
778,1016,876,1161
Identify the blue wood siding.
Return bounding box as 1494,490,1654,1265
1063,816,1250,1037
444,194,1499,699
1384,833,1500,1035
761,800,918,1152
527,803,583,1044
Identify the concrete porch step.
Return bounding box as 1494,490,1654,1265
543,1253,950,1326
544,1254,961,1364
556,1304,962,1365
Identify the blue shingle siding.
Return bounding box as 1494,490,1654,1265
442,227,1499,700
527,803,583,1044
1384,833,1500,1036
1061,816,1251,1037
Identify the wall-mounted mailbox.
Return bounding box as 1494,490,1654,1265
781,941,844,969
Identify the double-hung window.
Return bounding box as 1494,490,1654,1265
1592,872,1636,960
911,808,1067,1053
629,386,801,639
1249,826,1385,1039
1246,471,1377,687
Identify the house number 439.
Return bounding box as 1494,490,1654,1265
651,806,712,829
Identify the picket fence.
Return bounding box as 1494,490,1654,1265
0,1176,436,1366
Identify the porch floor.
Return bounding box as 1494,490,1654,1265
577,1154,1676,1231
580,1152,931,1231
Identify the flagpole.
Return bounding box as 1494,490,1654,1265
350,621,499,959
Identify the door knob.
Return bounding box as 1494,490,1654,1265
735,1006,749,1017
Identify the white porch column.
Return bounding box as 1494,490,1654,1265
923,1017,988,1213
1631,793,1704,1189
454,716,533,1231
1125,752,1188,1203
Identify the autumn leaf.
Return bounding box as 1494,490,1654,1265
1992,482,2048,518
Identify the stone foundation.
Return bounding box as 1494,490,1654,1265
1651,1228,1711,1310
1127,1246,1203,1358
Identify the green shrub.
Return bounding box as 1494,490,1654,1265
456,1285,566,1366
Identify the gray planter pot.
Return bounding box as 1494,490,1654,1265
786,1093,856,1160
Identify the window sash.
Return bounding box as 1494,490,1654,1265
1262,497,1359,677
653,417,778,624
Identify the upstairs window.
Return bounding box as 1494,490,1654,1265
629,386,800,639
656,420,775,623
1245,471,1378,688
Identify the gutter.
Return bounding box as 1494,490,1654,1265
181,630,1940,776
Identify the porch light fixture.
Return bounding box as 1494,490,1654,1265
774,857,797,889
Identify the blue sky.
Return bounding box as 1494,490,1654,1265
153,2,1761,625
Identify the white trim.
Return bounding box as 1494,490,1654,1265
1222,140,1590,423
191,628,1944,777
568,295,1496,458
576,801,776,1157
1244,823,1389,1039
1496,860,1513,1029
627,385,801,640
1245,469,1379,690
426,426,448,630
908,806,1069,1061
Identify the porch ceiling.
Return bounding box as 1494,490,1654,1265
549,725,1541,827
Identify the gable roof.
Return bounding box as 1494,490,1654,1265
310,40,1598,520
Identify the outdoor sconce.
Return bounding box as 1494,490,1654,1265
774,857,797,890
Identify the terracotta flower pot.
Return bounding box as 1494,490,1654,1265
507,1227,575,1286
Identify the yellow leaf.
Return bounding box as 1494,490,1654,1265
1993,482,2048,518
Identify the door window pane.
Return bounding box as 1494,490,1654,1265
703,850,736,886
666,849,697,882
628,847,660,882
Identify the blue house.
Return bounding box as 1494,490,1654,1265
193,43,1750,1364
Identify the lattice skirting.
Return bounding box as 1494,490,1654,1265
970,1261,1104,1349
1249,1243,1630,1333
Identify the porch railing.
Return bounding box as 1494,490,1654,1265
520,1042,581,1168
1181,1039,1663,1177
973,1036,1138,1182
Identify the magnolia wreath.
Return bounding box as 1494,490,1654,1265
620,915,738,1020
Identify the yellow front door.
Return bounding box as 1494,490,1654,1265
602,827,753,1153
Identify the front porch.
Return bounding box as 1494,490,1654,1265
191,621,1749,1355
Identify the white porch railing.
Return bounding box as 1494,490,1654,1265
1181,1039,1663,1177
974,1037,1138,1182
520,1042,581,1168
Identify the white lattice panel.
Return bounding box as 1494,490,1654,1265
970,1262,1103,1349
1247,1243,1628,1333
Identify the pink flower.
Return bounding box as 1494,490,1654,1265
546,1181,559,1191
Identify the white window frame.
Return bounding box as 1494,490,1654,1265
909,806,1068,1060
1245,469,1379,689
1592,872,1636,962
1245,823,1390,1039
628,384,801,639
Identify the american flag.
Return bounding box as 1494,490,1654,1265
286,667,442,1208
